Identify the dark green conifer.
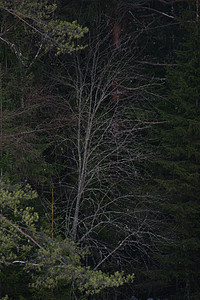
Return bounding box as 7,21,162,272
154,19,200,299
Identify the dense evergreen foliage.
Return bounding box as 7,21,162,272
0,1,199,299
152,19,200,299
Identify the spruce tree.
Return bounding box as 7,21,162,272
154,19,200,299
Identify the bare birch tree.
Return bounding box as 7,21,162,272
49,23,167,272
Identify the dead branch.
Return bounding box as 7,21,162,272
135,60,178,67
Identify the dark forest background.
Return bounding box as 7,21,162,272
0,1,200,299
